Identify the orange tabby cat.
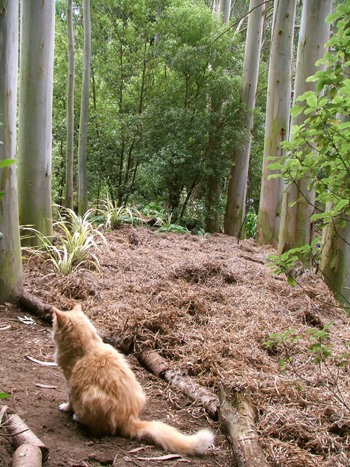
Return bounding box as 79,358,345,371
52,304,214,455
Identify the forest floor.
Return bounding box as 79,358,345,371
1,225,350,466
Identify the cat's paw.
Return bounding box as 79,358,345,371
59,402,72,413
72,413,80,422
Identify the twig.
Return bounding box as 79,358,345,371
35,383,57,389
25,355,57,366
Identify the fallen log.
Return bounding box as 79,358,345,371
12,443,42,467
17,292,53,325
1,405,48,462
218,385,270,467
138,349,220,421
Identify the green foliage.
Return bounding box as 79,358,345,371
268,239,321,286
97,197,143,230
22,206,107,274
157,213,190,234
244,210,257,239
52,0,247,229
0,392,10,399
265,323,350,411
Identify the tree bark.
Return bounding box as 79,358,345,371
0,0,23,302
219,385,270,467
12,443,42,467
1,405,48,462
278,0,332,254
78,0,91,216
255,0,297,248
319,210,350,305
224,0,265,237
65,0,75,210
18,0,55,245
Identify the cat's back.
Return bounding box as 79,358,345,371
72,340,144,395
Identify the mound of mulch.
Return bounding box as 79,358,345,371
22,225,350,466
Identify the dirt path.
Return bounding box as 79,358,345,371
0,305,232,466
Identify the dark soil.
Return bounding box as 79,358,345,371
1,225,350,466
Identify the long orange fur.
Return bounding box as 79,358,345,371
52,304,214,455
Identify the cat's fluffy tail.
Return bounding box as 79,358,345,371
131,419,214,455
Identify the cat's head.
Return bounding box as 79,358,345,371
52,304,101,349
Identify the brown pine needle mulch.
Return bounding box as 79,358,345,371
22,225,350,466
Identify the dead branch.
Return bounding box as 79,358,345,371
18,292,54,325
139,350,220,421
12,443,42,467
218,385,270,467
1,405,48,462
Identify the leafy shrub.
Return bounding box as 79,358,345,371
22,206,107,274
97,197,142,230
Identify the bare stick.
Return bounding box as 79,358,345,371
218,385,270,467
25,356,57,367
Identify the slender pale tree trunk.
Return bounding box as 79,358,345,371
255,0,296,248
18,0,55,245
214,0,232,23
204,0,231,233
224,0,265,237
65,0,75,210
278,0,332,254
319,209,350,304
78,0,91,216
0,0,23,301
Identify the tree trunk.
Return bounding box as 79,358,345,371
78,0,91,216
18,0,55,245
0,0,23,302
65,0,75,210
204,0,232,234
224,0,265,237
214,0,232,24
255,0,296,248
319,209,350,305
278,0,332,254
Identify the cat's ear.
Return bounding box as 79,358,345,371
72,303,82,312
52,306,63,321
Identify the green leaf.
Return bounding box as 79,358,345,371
0,159,15,168
0,392,10,399
325,11,342,23
290,105,304,118
287,275,296,287
306,94,317,108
